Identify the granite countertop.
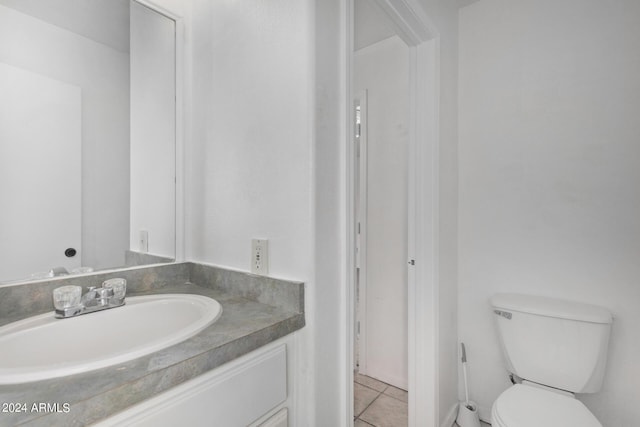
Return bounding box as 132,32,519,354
0,263,305,427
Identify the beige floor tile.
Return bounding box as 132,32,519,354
383,385,408,403
354,382,380,417
360,394,408,427
355,419,375,427
454,422,491,427
355,373,388,392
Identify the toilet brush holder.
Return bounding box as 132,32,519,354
456,401,481,427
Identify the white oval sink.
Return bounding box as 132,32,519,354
0,294,222,384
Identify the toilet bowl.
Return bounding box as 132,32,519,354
490,293,613,427
491,383,601,427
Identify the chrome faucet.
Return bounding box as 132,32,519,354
54,279,126,319
82,286,114,307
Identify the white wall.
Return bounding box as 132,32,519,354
414,0,460,424
130,1,176,258
0,5,130,272
185,0,313,283
313,0,344,424
459,0,640,424
354,35,410,389
184,0,314,425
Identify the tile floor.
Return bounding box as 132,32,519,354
454,423,492,427
354,373,408,427
354,373,492,427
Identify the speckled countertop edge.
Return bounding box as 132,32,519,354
0,264,305,427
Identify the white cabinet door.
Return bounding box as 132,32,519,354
256,408,288,427
0,62,81,281
97,345,287,427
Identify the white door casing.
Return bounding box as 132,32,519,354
345,0,439,425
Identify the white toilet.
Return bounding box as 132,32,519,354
490,293,613,427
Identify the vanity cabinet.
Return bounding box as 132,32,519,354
253,408,288,427
97,344,288,427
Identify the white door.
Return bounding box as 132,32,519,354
0,62,81,281
354,35,410,389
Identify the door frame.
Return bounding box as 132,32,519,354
353,90,369,375
344,0,440,425
133,0,185,262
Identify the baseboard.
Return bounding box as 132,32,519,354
441,402,458,427
478,403,492,424
361,368,408,390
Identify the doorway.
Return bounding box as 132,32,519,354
352,1,411,424
345,0,440,426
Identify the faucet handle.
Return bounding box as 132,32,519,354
103,278,127,300
53,285,82,310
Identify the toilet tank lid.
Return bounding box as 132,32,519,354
491,293,613,324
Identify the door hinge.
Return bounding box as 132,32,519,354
408,259,415,265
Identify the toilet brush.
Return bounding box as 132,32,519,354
461,342,471,408
456,343,481,427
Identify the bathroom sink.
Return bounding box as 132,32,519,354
0,294,222,384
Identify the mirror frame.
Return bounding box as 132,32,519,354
133,0,185,263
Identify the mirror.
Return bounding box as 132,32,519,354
0,0,176,284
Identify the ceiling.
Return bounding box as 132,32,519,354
1,0,480,55
354,0,397,51
0,0,130,53
457,0,482,8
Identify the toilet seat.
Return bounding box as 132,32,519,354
491,384,601,427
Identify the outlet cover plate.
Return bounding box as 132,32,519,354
251,239,269,275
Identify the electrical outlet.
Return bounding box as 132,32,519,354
251,239,269,275
140,230,149,253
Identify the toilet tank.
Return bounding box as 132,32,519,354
491,293,613,393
